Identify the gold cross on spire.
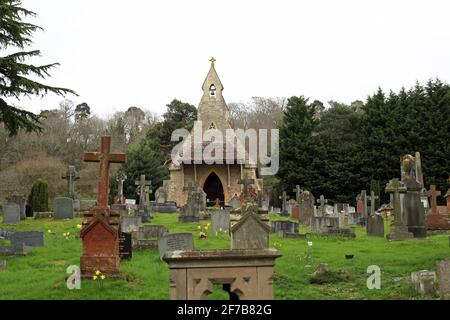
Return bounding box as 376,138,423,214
209,57,216,66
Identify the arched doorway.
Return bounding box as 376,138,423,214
203,172,224,207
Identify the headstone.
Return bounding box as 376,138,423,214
272,207,281,214
299,190,315,225
80,135,126,276
79,200,96,211
311,216,340,232
73,199,80,214
436,259,450,299
138,225,168,239
155,186,168,204
291,207,300,220
425,185,450,230
271,220,299,234
2,203,21,224
158,233,194,258
119,232,132,260
403,179,426,238
366,214,384,237
231,213,270,249
322,227,356,238
9,196,26,220
61,165,80,199
111,204,127,213
316,195,328,216
229,194,241,209
279,191,289,216
135,174,152,222
411,270,436,296
385,178,413,241
53,197,74,219
211,209,230,232
10,231,44,248
121,216,142,233
179,183,201,222
150,201,178,213
115,172,127,205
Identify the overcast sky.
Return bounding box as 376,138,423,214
10,0,450,117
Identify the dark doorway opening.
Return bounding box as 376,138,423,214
203,172,224,207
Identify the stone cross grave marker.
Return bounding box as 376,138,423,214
385,178,413,240
238,174,255,202
61,165,80,199
427,185,441,215
84,136,127,211
293,185,302,204
317,195,328,216
369,191,379,216
80,135,127,276
279,191,289,216
116,172,127,205
135,174,152,222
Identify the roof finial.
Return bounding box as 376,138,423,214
209,57,216,66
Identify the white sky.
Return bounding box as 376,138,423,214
9,0,450,117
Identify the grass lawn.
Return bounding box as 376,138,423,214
0,213,449,300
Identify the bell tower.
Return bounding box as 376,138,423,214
197,58,232,133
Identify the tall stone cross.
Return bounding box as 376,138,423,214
385,178,407,226
183,182,197,199
369,190,379,215
426,185,441,215
279,191,289,214
116,173,127,204
238,174,255,200
293,185,303,203
62,165,80,199
84,136,127,210
144,185,153,207
317,195,328,216
135,174,151,207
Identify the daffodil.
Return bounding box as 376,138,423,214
100,275,106,280
307,241,313,247
47,229,52,233
95,270,101,276
76,224,82,229
93,275,98,280
197,225,201,230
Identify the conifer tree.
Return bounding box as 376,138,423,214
0,0,76,136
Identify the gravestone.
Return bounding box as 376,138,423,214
211,209,230,232
311,216,340,232
436,259,450,299
425,185,450,230
385,178,413,241
411,270,436,296
138,225,169,239
322,227,356,238
229,195,241,209
61,165,80,199
155,186,167,204
366,214,384,237
2,203,21,224
271,220,299,234
291,207,300,220
119,232,132,260
9,196,26,220
111,204,127,213
299,190,315,225
79,200,96,211
115,172,127,205
231,213,270,249
158,233,194,257
279,191,289,216
150,201,177,213
272,207,281,214
10,231,44,248
179,183,201,222
121,216,142,233
403,180,426,238
135,174,152,223
0,240,25,256
53,197,74,219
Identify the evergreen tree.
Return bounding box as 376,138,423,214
0,0,76,136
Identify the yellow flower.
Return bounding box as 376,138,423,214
76,224,82,229
197,225,201,230
219,227,223,232
93,275,98,280
95,270,101,276
100,275,106,280
47,229,52,233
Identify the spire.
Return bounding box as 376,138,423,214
202,57,223,93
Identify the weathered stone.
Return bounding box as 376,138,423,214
80,135,126,276
403,180,426,238
271,220,299,234
53,197,74,220
437,259,450,299
158,233,194,257
150,201,178,213
367,214,384,237
179,184,202,222
10,231,44,248
33,212,53,219
2,203,21,224
61,165,80,199
231,213,270,249
385,178,413,241
411,270,436,296
121,216,142,233
322,227,356,238
229,195,241,210
162,249,282,300
211,209,230,232
8,196,26,220
138,225,168,239
311,216,340,232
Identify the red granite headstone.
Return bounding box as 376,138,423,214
425,185,450,231
80,136,127,276
291,206,300,221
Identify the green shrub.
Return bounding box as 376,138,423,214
28,179,49,212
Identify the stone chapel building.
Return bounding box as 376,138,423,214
160,58,262,207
